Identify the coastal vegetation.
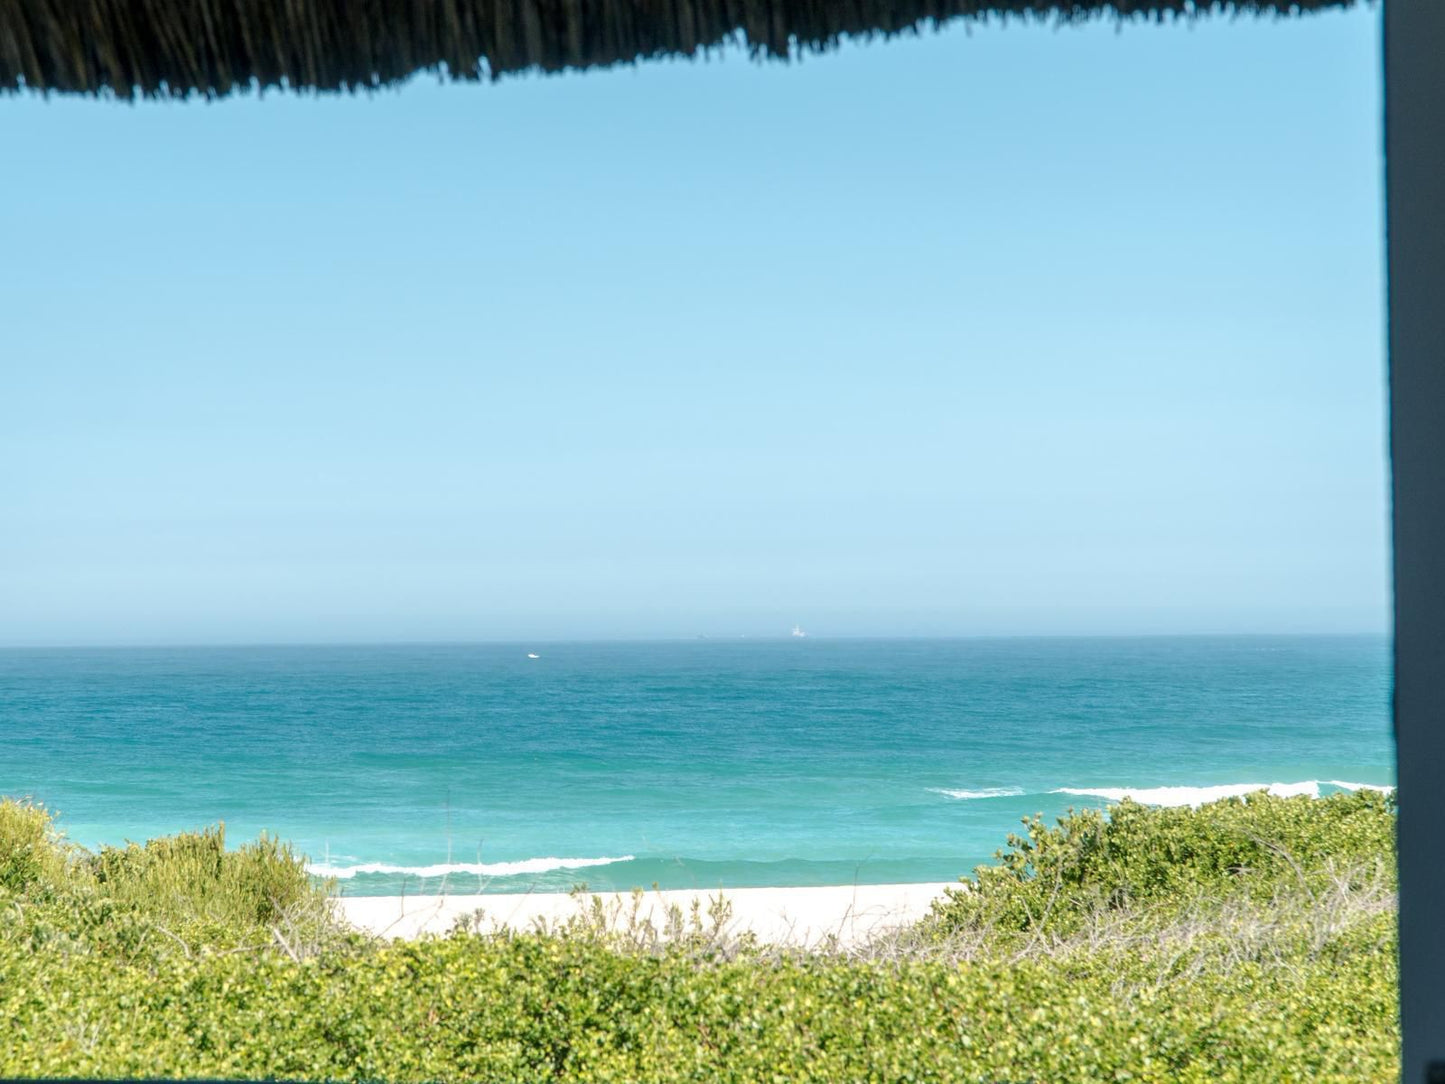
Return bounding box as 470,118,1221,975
0,790,1397,1082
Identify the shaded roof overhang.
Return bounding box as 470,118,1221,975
1,0,1356,100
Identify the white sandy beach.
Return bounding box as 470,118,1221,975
337,882,957,948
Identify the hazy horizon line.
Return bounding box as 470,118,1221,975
0,630,1393,651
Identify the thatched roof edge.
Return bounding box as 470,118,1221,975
0,0,1359,100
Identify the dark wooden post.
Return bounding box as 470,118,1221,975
1386,1,1445,1079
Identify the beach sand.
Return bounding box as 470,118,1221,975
337,882,957,947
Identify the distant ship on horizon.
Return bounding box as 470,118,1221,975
791,625,807,639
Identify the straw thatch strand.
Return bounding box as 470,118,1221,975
0,0,1358,99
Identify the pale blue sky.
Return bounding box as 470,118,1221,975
1,7,1386,645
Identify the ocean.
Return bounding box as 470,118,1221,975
0,636,1393,896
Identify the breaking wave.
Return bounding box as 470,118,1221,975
929,787,1025,800
307,854,634,881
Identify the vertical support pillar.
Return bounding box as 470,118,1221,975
1387,1,1445,1080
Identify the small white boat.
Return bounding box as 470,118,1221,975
791,625,806,638
527,653,540,659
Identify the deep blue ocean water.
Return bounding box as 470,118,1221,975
0,637,1393,896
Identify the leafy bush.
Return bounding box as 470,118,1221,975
0,798,75,894
0,798,333,958
88,825,328,951
0,792,1399,1082
924,788,1395,944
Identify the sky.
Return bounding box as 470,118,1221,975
0,6,1387,645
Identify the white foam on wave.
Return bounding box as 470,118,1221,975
930,787,1025,801
307,854,635,880
1054,780,1393,808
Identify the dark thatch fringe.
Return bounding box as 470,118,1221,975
0,0,1358,99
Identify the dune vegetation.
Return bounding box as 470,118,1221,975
0,789,1397,1082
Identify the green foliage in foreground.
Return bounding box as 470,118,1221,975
0,792,1398,1083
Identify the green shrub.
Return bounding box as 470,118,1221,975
0,800,334,959
924,788,1395,944
88,825,329,950
0,928,1397,1082
0,797,74,894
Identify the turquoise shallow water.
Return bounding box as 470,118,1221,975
0,637,1393,896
